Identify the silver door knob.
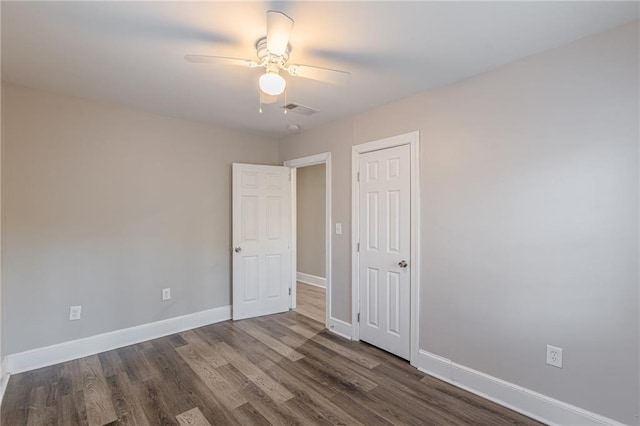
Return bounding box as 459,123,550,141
234,247,242,253
398,260,408,268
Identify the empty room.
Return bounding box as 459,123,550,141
0,1,638,425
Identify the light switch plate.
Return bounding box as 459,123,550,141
69,305,82,321
336,223,342,235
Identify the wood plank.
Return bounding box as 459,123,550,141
216,341,294,404
117,344,157,384
203,321,287,366
57,393,82,426
176,407,212,426
284,397,334,426
259,358,363,426
367,383,462,425
260,355,336,400
288,310,326,331
134,379,178,426
78,355,118,426
329,391,394,426
166,333,189,348
235,320,305,361
65,361,90,426
26,386,48,426
295,282,327,324
179,330,227,368
334,381,442,426
43,364,66,409
1,372,33,425
106,373,151,426
175,344,247,409
232,403,271,426
289,341,380,392
233,378,305,425
98,349,126,378
144,339,238,425
288,324,380,369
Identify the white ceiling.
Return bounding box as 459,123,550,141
2,1,638,137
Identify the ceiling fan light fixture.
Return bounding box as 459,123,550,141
260,90,278,105
259,71,286,96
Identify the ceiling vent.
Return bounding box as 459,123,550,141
282,103,319,116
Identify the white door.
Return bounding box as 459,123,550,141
358,144,411,359
232,163,291,320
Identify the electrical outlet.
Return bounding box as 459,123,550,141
335,223,342,235
162,288,171,301
546,345,563,368
69,305,82,321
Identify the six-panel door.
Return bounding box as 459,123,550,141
232,164,291,320
358,144,411,359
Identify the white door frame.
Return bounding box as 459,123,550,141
284,152,331,328
351,131,420,366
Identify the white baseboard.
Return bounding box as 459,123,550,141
416,349,624,426
7,305,231,375
0,357,9,409
327,316,352,340
296,272,326,288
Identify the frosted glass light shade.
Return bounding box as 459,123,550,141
259,72,286,96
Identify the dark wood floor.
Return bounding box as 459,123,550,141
1,305,541,425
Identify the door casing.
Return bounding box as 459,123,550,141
351,131,421,366
284,152,332,329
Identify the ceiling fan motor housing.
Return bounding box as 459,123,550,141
256,37,290,64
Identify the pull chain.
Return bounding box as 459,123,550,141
283,85,288,114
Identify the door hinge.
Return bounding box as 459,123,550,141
357,242,360,252
357,313,360,322
356,172,360,182
289,288,292,296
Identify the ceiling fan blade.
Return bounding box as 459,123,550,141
287,65,351,85
266,10,294,56
184,55,259,68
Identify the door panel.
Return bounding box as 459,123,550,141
367,267,379,327
367,192,379,250
233,164,291,320
388,271,401,335
359,144,411,359
242,256,259,302
241,196,259,241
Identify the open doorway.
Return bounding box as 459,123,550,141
285,153,331,328
295,163,326,323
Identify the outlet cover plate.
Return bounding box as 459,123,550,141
69,305,82,321
162,288,171,301
546,345,563,368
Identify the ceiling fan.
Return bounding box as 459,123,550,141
185,10,350,110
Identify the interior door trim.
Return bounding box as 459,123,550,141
284,152,332,329
351,131,421,367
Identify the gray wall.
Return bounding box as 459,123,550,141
0,3,3,363
2,83,280,355
279,22,639,424
296,164,326,279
